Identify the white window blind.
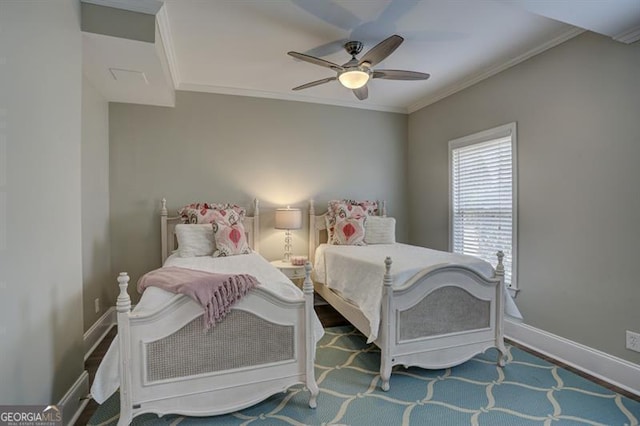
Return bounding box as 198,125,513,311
449,123,516,287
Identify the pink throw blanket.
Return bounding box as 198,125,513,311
137,266,260,329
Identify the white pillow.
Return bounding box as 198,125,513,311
364,216,396,244
175,224,215,257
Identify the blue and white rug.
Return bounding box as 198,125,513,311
89,326,640,425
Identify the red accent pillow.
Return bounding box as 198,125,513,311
333,216,366,246
212,221,251,257
326,200,378,244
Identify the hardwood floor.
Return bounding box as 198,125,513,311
314,294,349,328
75,303,637,424
77,327,117,425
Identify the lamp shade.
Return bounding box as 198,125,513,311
275,207,302,230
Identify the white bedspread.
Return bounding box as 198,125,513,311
314,243,522,343
91,252,324,404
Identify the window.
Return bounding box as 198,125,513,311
449,123,517,288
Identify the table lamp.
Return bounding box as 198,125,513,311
275,206,302,262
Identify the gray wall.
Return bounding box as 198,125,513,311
82,77,112,331
110,91,408,296
0,0,85,404
408,32,640,363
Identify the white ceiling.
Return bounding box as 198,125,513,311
83,0,640,113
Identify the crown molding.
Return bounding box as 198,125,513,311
178,82,408,114
613,25,640,44
407,27,585,114
156,4,180,88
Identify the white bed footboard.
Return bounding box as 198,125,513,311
377,254,507,391
115,264,318,425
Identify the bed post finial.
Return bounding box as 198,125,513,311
253,199,260,254
161,198,167,216
116,272,133,424
380,256,393,391
116,272,131,313
494,250,507,367
303,262,313,294
309,200,316,262
161,198,169,264
384,256,392,280
495,251,505,277
302,261,319,408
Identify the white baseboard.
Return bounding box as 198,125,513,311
59,371,89,426
84,307,116,361
505,319,640,397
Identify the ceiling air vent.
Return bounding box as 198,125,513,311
109,68,149,85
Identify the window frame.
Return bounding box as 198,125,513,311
448,122,518,291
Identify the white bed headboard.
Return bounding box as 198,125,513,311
308,199,386,262
160,198,260,264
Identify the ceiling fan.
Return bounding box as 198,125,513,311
287,34,430,100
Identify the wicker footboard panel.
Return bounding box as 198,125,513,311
398,286,490,342
145,309,295,382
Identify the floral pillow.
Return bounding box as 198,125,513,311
212,221,251,257
326,199,379,244
179,203,246,225
332,216,366,246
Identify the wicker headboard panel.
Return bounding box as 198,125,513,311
160,198,260,264
308,199,386,262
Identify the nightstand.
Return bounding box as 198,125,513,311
270,260,306,286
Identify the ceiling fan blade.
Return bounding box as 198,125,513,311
288,51,344,72
353,85,368,100
292,77,337,91
359,34,404,67
372,69,430,80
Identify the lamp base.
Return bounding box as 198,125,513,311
283,229,292,262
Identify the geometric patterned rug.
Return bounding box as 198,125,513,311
89,325,640,425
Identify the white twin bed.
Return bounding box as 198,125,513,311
92,199,322,425
92,196,522,424
309,199,522,391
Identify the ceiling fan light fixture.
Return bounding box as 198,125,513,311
288,35,428,101
338,69,370,89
